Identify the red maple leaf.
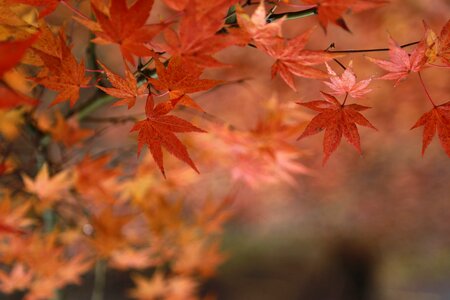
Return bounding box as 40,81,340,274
297,91,377,164
0,88,38,109
75,0,166,65
367,35,427,86
130,95,206,177
301,0,387,31
0,34,39,77
147,55,222,111
268,28,341,90
411,101,450,157
0,223,25,235
97,62,148,109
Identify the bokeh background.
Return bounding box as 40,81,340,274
27,0,450,299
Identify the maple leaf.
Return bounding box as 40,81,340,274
131,95,206,177
130,273,168,300
97,62,148,108
0,223,25,235
268,28,342,90
297,91,377,164
130,273,198,300
162,0,188,11
89,207,134,257
0,87,38,109
411,101,450,157
366,35,427,86
424,19,450,66
148,55,222,111
22,163,73,210
0,263,33,294
0,34,38,77
75,0,165,65
324,61,372,98
37,112,93,147
8,0,59,18
0,107,26,140
0,193,31,234
75,154,122,205
301,0,387,31
110,248,156,270
236,0,285,51
159,0,242,67
34,31,91,107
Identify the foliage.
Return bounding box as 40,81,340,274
0,0,448,299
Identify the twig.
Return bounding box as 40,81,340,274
326,41,420,54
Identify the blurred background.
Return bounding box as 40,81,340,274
13,0,450,299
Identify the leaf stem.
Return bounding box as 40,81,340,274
327,41,420,54
60,0,90,20
342,93,349,106
417,72,436,107
267,7,317,23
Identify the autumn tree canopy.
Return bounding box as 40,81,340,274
0,0,449,299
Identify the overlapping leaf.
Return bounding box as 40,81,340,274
8,0,59,18
159,0,243,67
148,55,222,111
268,28,342,90
75,0,165,65
34,31,90,107
97,62,148,108
131,95,206,177
236,0,284,51
424,19,450,66
0,34,38,77
301,0,388,31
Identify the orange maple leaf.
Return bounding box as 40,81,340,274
367,35,427,86
34,32,91,107
97,62,148,108
297,91,377,164
131,95,206,177
269,28,341,90
8,0,59,18
148,55,222,111
159,0,242,67
0,263,33,294
424,19,450,67
302,0,387,31
411,101,450,157
22,163,73,210
75,154,122,205
236,0,284,51
75,0,165,65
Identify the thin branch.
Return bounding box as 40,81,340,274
60,0,90,20
83,116,139,124
327,41,420,54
